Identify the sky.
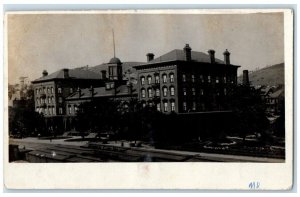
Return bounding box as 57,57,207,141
7,12,284,84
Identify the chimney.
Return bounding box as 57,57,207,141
42,70,48,77
183,44,192,61
77,87,81,98
89,86,94,97
223,49,230,65
243,70,250,86
146,53,155,62
101,70,107,80
63,68,69,78
208,50,215,63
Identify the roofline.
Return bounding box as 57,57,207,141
133,60,241,69
66,93,138,101
32,77,103,84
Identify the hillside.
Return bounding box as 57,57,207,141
238,63,284,86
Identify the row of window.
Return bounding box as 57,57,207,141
36,96,64,105
142,101,176,112
36,107,58,115
67,105,78,115
140,73,175,85
35,87,72,95
141,86,175,98
181,74,236,84
141,87,227,98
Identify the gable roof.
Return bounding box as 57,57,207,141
33,68,102,83
147,49,224,64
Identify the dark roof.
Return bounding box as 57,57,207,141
147,49,224,64
109,57,122,64
66,84,137,100
33,68,102,82
89,62,145,80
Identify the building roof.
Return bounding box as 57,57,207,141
89,62,145,80
146,49,225,64
269,88,284,98
109,57,122,64
33,68,102,83
66,84,137,100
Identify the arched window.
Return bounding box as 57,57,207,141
169,73,174,83
52,107,56,115
51,96,54,104
171,101,175,112
140,76,145,85
36,98,39,105
162,74,167,83
148,88,152,98
170,86,175,96
47,88,50,93
68,105,72,114
147,76,152,85
58,87,62,93
141,88,146,98
163,87,168,97
51,87,54,93
163,101,168,112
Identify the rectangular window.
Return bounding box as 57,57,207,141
59,108,63,114
156,103,161,111
48,97,51,104
155,75,160,83
200,89,204,96
162,75,167,83
170,74,174,83
147,76,152,85
192,102,196,111
155,89,160,97
183,102,187,111
170,87,175,96
223,77,226,83
58,88,62,93
200,75,204,83
141,77,145,85
164,102,168,112
163,87,168,97
51,87,54,93
192,75,195,82
141,89,146,98
171,102,175,112
183,88,187,96
182,74,186,82
224,88,227,95
59,97,63,103
148,89,152,98
52,107,56,115
192,88,196,96
216,77,219,83
69,106,72,114
208,76,211,83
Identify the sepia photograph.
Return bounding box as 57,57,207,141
4,9,294,189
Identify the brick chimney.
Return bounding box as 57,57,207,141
223,49,230,65
77,87,81,98
183,44,192,61
63,68,69,78
42,70,48,77
101,70,107,80
146,53,155,62
243,70,250,86
208,50,215,63
89,86,94,97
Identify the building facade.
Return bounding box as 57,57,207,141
134,44,240,113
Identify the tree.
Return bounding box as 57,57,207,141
225,85,270,143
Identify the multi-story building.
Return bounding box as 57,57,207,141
32,68,104,131
134,44,240,113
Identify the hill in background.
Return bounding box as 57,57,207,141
238,63,284,87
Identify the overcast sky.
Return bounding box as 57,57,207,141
7,12,284,84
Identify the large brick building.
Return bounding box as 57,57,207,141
134,44,240,113
32,68,104,131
